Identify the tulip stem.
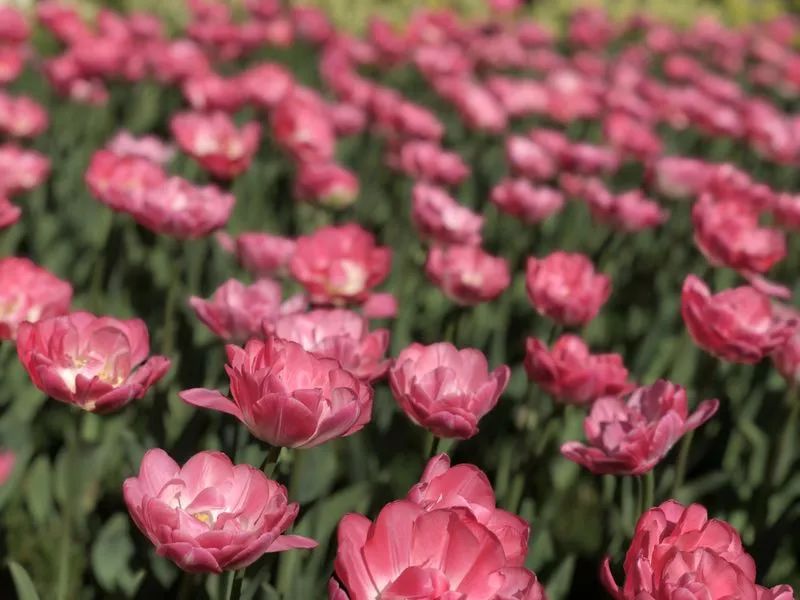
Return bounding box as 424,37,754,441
423,432,438,460
261,445,282,477
228,569,245,600
56,418,79,600
672,430,694,497
770,384,799,487
642,471,655,516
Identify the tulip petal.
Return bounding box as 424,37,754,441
180,388,244,421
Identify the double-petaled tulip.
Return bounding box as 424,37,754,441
294,161,360,208
601,500,796,600
106,131,175,165
274,309,389,381
230,232,295,278
681,275,796,364
491,179,564,224
330,500,545,600
86,149,167,212
290,224,391,306
524,335,633,405
272,87,335,163
0,145,50,197
0,257,72,340
561,380,719,475
17,312,170,413
650,156,713,200
190,279,306,343
526,252,611,327
408,454,530,566
389,342,510,439
123,449,317,574
0,451,14,486
426,245,510,306
180,336,373,448
171,111,261,180
412,183,483,246
505,135,556,181
389,140,470,187
0,92,48,139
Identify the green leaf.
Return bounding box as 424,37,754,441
545,554,576,600
24,457,53,527
8,561,41,600
91,514,136,592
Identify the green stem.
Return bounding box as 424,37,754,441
228,569,245,600
56,417,79,600
423,432,437,461
770,384,799,487
260,445,282,478
642,470,655,515
177,572,196,600
161,239,184,357
672,430,694,496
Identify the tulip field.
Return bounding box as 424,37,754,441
3,0,800,598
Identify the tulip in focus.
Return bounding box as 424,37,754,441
426,244,510,306
561,380,719,475
124,449,317,573
17,311,170,413
412,183,483,246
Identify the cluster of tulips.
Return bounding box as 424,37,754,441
1,0,800,597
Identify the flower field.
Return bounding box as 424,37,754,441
0,1,799,598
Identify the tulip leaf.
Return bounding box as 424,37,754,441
91,514,135,591
545,554,576,600
24,457,53,527
8,561,41,600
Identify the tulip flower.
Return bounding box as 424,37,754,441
123,449,317,573
106,131,175,165
362,292,398,320
238,62,294,109
561,380,719,475
491,179,564,224
426,245,510,306
389,342,510,439
272,87,335,163
294,161,360,208
651,156,713,200
0,92,48,139
180,336,373,448
181,72,247,113
388,140,470,187
17,312,170,413
86,149,167,212
505,135,557,181
601,500,795,599
411,183,483,247
0,451,14,486
0,197,20,229
0,145,50,197
230,232,296,278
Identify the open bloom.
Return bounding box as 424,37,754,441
526,252,611,326
190,279,306,343
0,145,51,197
17,312,170,413
231,232,295,277
272,87,335,163
86,149,167,212
389,342,510,439
180,336,373,448
0,257,72,340
330,500,545,600
171,111,261,180
524,335,633,405
561,380,719,475
123,449,317,574
681,275,796,363
294,161,360,209
426,245,510,306
0,92,48,139
491,179,564,224
601,500,796,600
275,309,389,381
412,183,483,246
290,224,391,306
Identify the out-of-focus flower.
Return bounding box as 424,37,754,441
106,131,175,165
486,76,548,118
412,183,482,246
149,39,210,84
43,53,109,105
772,193,800,231
489,0,523,12
772,306,800,384
86,149,167,212
238,62,294,109
181,72,247,113
290,6,335,46
0,257,72,340
180,336,373,448
505,135,556,181
491,179,564,224
0,46,25,85
0,197,20,229
275,309,389,381
294,161,360,208
272,87,335,163
561,380,718,475
0,7,30,44
123,449,317,574
526,252,611,327
650,156,714,200
328,102,367,137
290,224,391,306
603,111,663,161
331,500,545,600
0,451,14,486
426,245,510,306
681,275,796,364
525,335,633,405
569,7,615,50
230,232,295,278
17,311,170,413
0,145,50,197
390,342,510,439
0,92,48,139
545,68,603,122
576,179,668,232
436,78,508,133
190,279,306,343
37,2,91,45
362,292,398,320
601,500,796,600
388,140,470,186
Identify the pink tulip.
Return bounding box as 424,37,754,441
772,306,800,384
294,161,360,208
272,87,335,163
602,500,795,600
426,245,510,306
123,449,317,573
0,7,29,43
389,140,470,187
408,454,530,565
575,178,668,232
180,336,373,448
290,224,391,306
0,92,48,139
506,135,557,181
190,279,306,343
0,145,50,197
491,179,564,224
526,252,611,327
362,292,398,320
412,183,483,246
603,111,663,161
328,102,367,137
148,39,210,85
650,156,714,200
275,309,389,381
0,46,24,86
561,380,719,475
486,76,549,118
524,335,633,405
0,257,72,340
0,451,14,486
390,342,510,439
238,62,294,110
682,275,796,364
86,149,167,212
37,2,91,45
17,311,170,413
232,232,296,278
181,72,247,113
290,6,335,46
106,131,175,165
331,500,544,599
0,197,20,229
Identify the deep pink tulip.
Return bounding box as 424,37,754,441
190,279,306,343
0,7,29,43
294,161,360,208
681,275,796,364
86,149,167,212
0,451,14,486
389,140,470,187
238,62,294,110
390,342,510,439
290,224,391,305
602,500,795,600
107,131,174,165
0,92,48,139
491,179,565,224
17,311,170,413
181,72,247,113
441,79,508,133
37,2,91,45
272,88,335,163
0,197,20,229
525,252,611,327
331,500,545,600
412,183,483,246
232,232,296,278
0,257,72,340
561,380,718,475
524,335,633,405
772,193,800,231
505,135,556,181
0,145,50,197
275,308,389,381
545,68,603,122
408,454,530,565
180,336,373,448
650,156,713,200
290,6,335,46
123,449,316,574
426,245,510,306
